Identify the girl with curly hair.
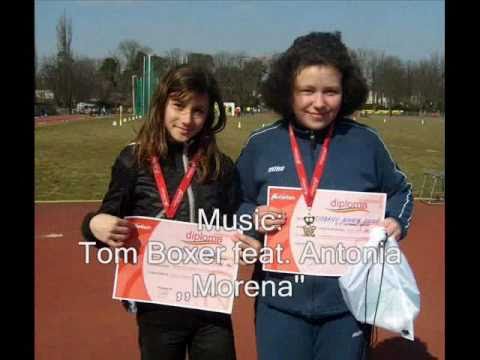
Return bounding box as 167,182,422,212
235,32,414,360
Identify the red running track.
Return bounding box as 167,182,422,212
35,201,444,359
34,114,115,127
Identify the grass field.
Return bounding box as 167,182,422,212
35,113,444,201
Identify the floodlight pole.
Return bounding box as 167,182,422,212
148,54,152,114
132,75,137,116
143,56,146,117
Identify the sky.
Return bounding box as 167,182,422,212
35,0,445,62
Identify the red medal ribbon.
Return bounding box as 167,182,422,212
288,122,335,209
150,150,202,219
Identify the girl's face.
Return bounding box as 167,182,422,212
292,65,343,131
164,92,209,143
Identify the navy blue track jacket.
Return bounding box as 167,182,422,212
235,117,414,319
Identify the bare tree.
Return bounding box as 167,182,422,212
403,60,415,108
239,58,266,106
353,49,386,106
55,11,74,112
117,39,152,71
37,55,57,91
114,40,151,106
380,55,405,109
96,57,121,105
413,53,444,112
165,48,186,66
57,12,73,59
213,51,233,69
232,51,250,69
99,57,120,86
35,46,38,80
72,56,100,103
187,52,215,71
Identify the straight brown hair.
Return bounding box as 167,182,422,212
134,64,227,182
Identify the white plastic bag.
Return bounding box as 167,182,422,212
338,227,421,340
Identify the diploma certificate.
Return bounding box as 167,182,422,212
113,216,239,314
263,186,386,276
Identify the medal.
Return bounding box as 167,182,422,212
303,209,316,237
289,122,335,237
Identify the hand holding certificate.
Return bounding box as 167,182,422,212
113,217,239,314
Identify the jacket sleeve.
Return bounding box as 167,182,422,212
218,154,240,220
375,136,414,240
214,154,238,215
81,147,136,248
234,140,261,239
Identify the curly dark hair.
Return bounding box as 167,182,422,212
261,32,368,119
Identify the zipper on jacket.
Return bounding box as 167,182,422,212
309,130,316,146
309,130,316,165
